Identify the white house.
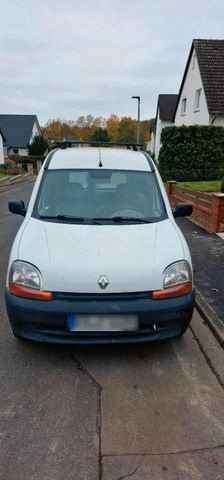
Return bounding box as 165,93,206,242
146,118,156,154
174,39,224,126
154,94,178,160
0,114,41,157
0,129,5,163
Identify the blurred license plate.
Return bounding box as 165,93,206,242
67,314,138,332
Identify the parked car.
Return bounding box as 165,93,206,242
5,144,195,344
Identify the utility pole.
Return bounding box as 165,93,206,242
132,96,140,144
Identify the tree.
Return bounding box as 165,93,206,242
28,134,49,155
42,115,150,148
117,116,136,143
106,114,120,141
90,127,111,142
42,119,64,139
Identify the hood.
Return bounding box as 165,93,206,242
18,218,185,293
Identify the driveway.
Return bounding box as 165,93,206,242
0,181,224,479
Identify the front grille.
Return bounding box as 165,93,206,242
53,291,151,301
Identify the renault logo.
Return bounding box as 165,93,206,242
98,275,109,289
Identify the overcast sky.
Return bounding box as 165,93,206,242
0,0,224,126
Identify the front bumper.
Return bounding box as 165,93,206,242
5,289,195,344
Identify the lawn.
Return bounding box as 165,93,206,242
178,180,221,192
0,173,10,178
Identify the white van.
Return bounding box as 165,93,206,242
5,144,195,344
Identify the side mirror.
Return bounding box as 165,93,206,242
8,200,26,217
173,202,193,218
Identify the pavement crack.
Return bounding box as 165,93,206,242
71,351,102,390
116,461,142,480
71,351,103,480
190,325,224,389
102,444,224,458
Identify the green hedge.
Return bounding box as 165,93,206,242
19,155,45,172
158,125,224,181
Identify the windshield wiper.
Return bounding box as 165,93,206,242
102,216,152,224
39,215,101,225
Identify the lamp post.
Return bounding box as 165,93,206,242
132,96,140,144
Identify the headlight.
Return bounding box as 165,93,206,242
8,261,52,300
152,260,193,300
9,261,41,289
163,261,192,289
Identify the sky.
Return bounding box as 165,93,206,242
0,0,224,126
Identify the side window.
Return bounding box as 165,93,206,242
195,89,202,111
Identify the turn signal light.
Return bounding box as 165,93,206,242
9,282,53,301
152,282,192,300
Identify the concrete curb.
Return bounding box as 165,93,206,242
195,288,224,347
0,174,33,187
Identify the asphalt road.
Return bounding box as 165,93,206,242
0,181,224,480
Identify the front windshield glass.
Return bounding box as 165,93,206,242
34,169,167,223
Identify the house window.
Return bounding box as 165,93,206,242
192,53,196,69
181,98,187,115
13,148,19,154
195,88,202,111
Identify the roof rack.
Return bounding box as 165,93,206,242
53,140,144,151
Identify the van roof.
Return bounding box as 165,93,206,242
46,147,153,172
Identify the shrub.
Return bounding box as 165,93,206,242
21,155,45,172
158,125,224,181
5,159,16,167
27,134,48,155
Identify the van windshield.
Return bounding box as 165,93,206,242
34,169,167,224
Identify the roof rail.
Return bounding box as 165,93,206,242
142,152,156,172
44,148,60,170
53,140,144,151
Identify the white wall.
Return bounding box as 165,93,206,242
8,147,28,156
146,132,156,154
0,134,4,163
30,119,41,142
155,113,173,160
175,49,210,126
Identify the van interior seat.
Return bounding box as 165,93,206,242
59,182,92,216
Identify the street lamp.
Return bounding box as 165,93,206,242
132,96,140,144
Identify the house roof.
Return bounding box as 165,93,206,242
0,114,40,148
155,94,178,123
174,39,224,119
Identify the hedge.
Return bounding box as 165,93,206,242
17,155,45,172
158,125,224,181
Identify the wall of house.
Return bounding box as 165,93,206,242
175,48,210,126
0,134,4,163
8,147,28,157
210,115,224,126
30,119,41,142
146,132,156,155
155,114,173,160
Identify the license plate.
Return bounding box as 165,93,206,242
67,314,138,332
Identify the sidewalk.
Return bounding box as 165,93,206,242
177,217,224,337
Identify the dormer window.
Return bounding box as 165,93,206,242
195,89,202,111
181,98,187,115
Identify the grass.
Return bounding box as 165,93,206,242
0,173,10,178
177,180,221,192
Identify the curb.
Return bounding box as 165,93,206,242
195,288,224,347
0,174,34,187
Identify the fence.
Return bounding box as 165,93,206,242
166,181,224,233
